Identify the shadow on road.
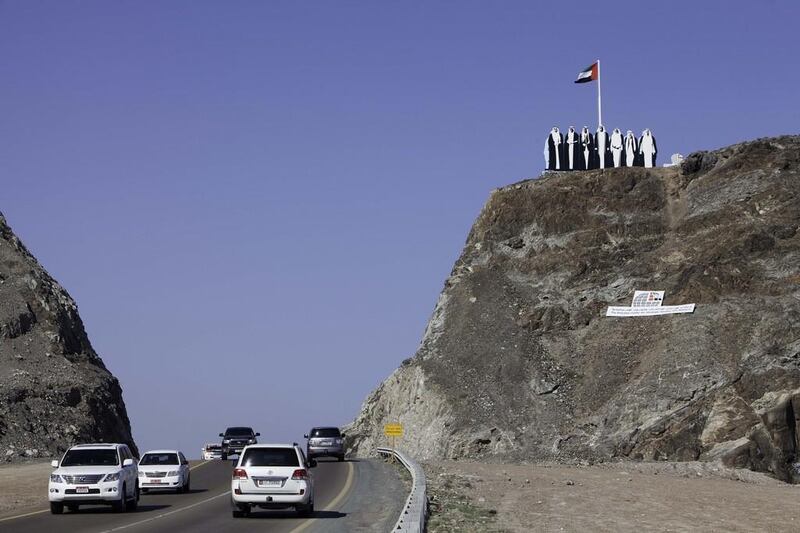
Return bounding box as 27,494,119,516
142,488,208,496
67,504,172,514
244,510,347,520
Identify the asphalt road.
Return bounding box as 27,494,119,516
0,457,405,533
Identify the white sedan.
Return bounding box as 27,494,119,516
138,450,191,493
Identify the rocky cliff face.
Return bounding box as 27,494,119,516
349,136,800,482
0,213,137,460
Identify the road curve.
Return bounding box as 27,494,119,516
1,457,405,533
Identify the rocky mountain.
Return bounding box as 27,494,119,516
0,213,137,460
348,136,800,482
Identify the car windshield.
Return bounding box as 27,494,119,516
241,448,299,467
61,449,119,467
140,453,179,465
225,427,254,437
311,428,341,438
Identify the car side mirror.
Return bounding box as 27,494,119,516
308,459,317,468
51,460,59,468
219,433,224,437
303,434,309,439
123,458,134,467
255,432,260,437
341,433,346,438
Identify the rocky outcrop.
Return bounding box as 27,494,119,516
0,213,137,460
348,136,800,482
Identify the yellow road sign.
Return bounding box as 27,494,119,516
384,423,403,437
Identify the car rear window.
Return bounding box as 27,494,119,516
140,453,179,465
225,427,254,437
311,428,341,438
61,449,120,466
241,448,300,467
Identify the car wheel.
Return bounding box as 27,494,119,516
126,483,139,511
232,503,250,518
112,485,126,513
50,502,64,515
141,488,149,494
184,475,190,493
338,454,345,462
221,452,227,461
298,500,314,518
67,504,79,513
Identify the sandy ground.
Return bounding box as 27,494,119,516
425,460,800,533
0,461,51,517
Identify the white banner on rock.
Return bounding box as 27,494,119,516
606,290,695,317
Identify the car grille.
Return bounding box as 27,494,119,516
146,472,167,478
62,474,105,484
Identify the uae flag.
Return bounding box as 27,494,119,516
574,62,598,83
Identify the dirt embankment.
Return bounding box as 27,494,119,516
0,461,51,517
425,460,800,532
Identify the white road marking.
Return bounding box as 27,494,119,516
290,461,355,533
0,509,49,523
98,490,232,532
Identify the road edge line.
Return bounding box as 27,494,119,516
0,508,49,523
189,460,210,471
290,460,355,533
99,490,232,532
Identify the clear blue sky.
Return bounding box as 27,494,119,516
1,1,797,456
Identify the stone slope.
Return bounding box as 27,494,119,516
0,213,137,460
348,136,800,481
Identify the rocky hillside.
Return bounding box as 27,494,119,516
0,213,137,460
348,136,800,482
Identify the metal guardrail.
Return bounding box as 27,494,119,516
376,446,428,532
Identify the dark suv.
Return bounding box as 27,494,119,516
304,427,345,461
219,427,259,460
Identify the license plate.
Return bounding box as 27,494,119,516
76,487,89,494
321,440,332,446
151,479,162,483
259,480,281,487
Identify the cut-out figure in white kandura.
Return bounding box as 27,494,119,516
595,125,610,170
610,128,624,168
639,129,657,168
545,127,563,170
564,126,580,170
580,126,593,170
624,130,638,167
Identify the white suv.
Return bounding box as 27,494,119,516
230,443,316,518
48,443,139,514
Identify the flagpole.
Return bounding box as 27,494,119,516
597,59,602,128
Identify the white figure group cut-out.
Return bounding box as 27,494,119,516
544,126,657,171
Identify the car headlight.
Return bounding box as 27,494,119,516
248,438,256,444
138,471,145,477
222,439,230,444
104,472,121,482
50,474,62,483
336,438,343,444
167,470,179,476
